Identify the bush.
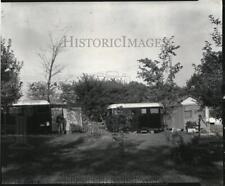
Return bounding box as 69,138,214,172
70,124,83,133
61,74,151,122
185,121,198,129
106,110,133,132
171,136,223,166
210,125,223,136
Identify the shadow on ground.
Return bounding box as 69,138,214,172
1,132,223,185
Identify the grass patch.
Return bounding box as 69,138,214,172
1,132,223,185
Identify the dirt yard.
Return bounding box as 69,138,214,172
1,126,223,185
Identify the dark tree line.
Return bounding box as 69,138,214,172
60,74,152,121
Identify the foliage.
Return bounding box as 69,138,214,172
27,81,62,103
208,15,222,47
1,38,23,107
186,15,222,116
210,125,223,136
138,36,182,87
106,108,134,132
171,135,223,166
137,36,184,115
61,74,151,121
185,121,198,129
27,81,48,100
70,124,83,133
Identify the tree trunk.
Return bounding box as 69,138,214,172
47,60,54,102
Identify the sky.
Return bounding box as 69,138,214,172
1,1,222,97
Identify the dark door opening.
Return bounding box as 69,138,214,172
138,108,161,129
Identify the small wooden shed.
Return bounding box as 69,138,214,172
166,97,208,130
2,99,82,134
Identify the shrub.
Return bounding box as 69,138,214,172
70,124,83,133
171,136,223,166
210,125,223,136
106,110,133,132
185,121,198,129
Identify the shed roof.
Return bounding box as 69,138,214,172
12,99,50,106
180,97,198,106
107,103,163,109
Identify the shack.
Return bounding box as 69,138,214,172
106,103,164,132
165,97,208,131
2,100,52,134
2,99,82,134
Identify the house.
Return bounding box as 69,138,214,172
1,99,82,134
166,97,209,131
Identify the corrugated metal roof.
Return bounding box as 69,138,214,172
107,103,163,109
12,100,50,106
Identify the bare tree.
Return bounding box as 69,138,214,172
38,33,65,102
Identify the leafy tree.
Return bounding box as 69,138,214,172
1,38,23,107
61,74,119,121
137,36,183,110
27,81,48,100
61,74,104,121
186,15,222,117
1,38,23,134
123,81,151,102
138,36,182,87
208,15,222,47
61,74,151,121
27,81,62,103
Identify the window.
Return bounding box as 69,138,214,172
141,108,147,114
184,110,192,119
150,108,159,114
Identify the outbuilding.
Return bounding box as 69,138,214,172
106,102,164,132
1,99,82,134
165,97,209,131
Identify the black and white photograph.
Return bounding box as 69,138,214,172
1,0,223,185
